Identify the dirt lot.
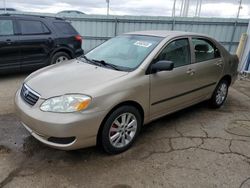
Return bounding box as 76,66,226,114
0,74,250,188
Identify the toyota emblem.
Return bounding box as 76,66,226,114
24,90,29,97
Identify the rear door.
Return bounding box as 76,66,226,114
190,37,224,96
17,19,54,71
53,21,82,57
0,17,20,73
149,38,197,119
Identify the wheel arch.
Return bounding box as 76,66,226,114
220,74,232,86
96,100,145,146
51,47,74,59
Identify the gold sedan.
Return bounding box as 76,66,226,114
15,31,238,154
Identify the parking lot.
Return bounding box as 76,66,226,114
0,74,250,188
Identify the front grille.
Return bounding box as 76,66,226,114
20,84,40,106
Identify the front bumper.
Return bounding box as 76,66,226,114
15,89,106,150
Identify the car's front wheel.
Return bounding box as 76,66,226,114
101,106,142,154
209,79,229,108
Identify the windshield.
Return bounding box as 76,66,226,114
85,35,163,71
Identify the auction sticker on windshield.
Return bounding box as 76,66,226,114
134,41,152,48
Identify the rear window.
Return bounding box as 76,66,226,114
192,38,220,62
0,20,14,36
53,22,77,35
19,20,50,35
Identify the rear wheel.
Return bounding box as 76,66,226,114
209,79,229,108
101,106,142,154
51,52,70,65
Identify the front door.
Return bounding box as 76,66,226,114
0,17,20,73
149,38,197,119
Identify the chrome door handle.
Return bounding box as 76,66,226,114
186,68,195,75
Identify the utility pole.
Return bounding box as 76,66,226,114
236,0,243,19
172,0,177,17
3,0,6,13
182,0,190,17
198,0,202,17
180,0,184,16
195,0,202,17
229,0,243,52
106,0,110,16
195,0,199,16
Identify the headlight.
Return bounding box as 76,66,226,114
40,94,91,113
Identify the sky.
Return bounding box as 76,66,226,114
1,0,250,18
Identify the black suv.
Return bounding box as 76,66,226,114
0,14,83,74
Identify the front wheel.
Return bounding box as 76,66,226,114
100,106,142,154
209,79,229,108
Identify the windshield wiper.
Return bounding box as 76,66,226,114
91,59,121,71
78,56,124,71
79,56,100,66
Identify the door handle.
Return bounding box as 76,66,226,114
47,37,53,43
186,68,195,75
215,60,223,67
6,39,12,45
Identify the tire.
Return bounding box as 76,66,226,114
50,52,71,65
101,106,142,154
209,79,229,108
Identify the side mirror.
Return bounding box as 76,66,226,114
151,60,174,73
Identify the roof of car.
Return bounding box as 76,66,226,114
0,13,64,20
126,30,208,38
0,8,17,11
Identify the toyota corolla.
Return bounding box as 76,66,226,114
15,31,238,154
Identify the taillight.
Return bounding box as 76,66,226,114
75,35,82,43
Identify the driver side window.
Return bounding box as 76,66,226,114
156,38,191,68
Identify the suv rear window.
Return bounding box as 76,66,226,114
53,22,77,35
19,20,50,35
0,20,14,36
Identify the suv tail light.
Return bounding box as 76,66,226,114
75,35,82,43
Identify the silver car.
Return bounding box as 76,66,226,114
15,31,238,154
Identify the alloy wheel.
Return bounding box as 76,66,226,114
109,113,137,148
215,82,228,105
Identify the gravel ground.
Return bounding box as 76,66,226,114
0,74,250,188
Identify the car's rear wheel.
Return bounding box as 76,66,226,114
209,79,229,108
51,52,70,65
101,106,142,154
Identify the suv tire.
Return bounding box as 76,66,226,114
51,52,71,65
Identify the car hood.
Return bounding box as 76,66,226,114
25,60,129,99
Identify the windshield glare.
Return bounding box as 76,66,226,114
85,35,163,71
